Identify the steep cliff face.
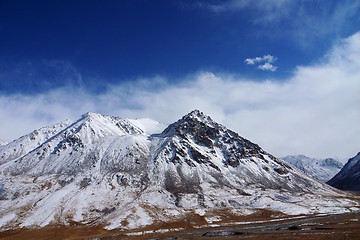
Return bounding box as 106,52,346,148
0,110,358,231
328,152,360,192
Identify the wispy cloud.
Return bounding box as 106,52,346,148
245,54,278,71
202,0,293,19
1,32,360,160
0,59,83,94
196,0,360,48
289,0,360,48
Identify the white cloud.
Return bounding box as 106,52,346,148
245,54,278,71
244,58,255,65
258,62,277,72
1,32,360,160
262,54,276,63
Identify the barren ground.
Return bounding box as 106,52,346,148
1,209,360,240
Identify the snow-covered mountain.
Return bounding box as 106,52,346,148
0,140,7,146
328,152,360,192
0,110,358,231
0,120,72,165
282,155,343,182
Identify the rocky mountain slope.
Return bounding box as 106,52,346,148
0,120,72,165
328,152,360,192
0,110,358,231
282,155,343,182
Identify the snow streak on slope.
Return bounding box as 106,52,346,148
0,110,359,231
328,152,360,192
282,155,343,182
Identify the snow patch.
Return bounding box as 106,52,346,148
205,216,222,223
0,212,16,227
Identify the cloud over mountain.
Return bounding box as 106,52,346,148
0,32,360,160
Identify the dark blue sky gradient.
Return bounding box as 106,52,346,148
0,0,359,93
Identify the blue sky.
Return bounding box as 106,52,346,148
1,0,360,160
1,0,358,93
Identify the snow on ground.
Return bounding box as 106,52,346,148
0,213,16,228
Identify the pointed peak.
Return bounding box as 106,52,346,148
78,112,145,136
161,110,223,138
182,110,214,124
187,109,203,117
79,112,111,125
81,112,102,119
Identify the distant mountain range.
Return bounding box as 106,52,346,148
281,155,343,182
328,152,360,192
0,110,358,231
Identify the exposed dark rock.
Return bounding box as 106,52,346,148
274,167,289,175
328,152,360,191
79,177,91,189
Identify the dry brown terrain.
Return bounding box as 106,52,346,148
1,209,360,240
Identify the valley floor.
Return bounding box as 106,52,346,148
1,210,360,240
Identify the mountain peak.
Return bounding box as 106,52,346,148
81,112,104,121
161,110,220,138
186,109,205,118
183,109,214,124
1,111,359,232
78,112,145,136
158,110,282,171
282,155,343,182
